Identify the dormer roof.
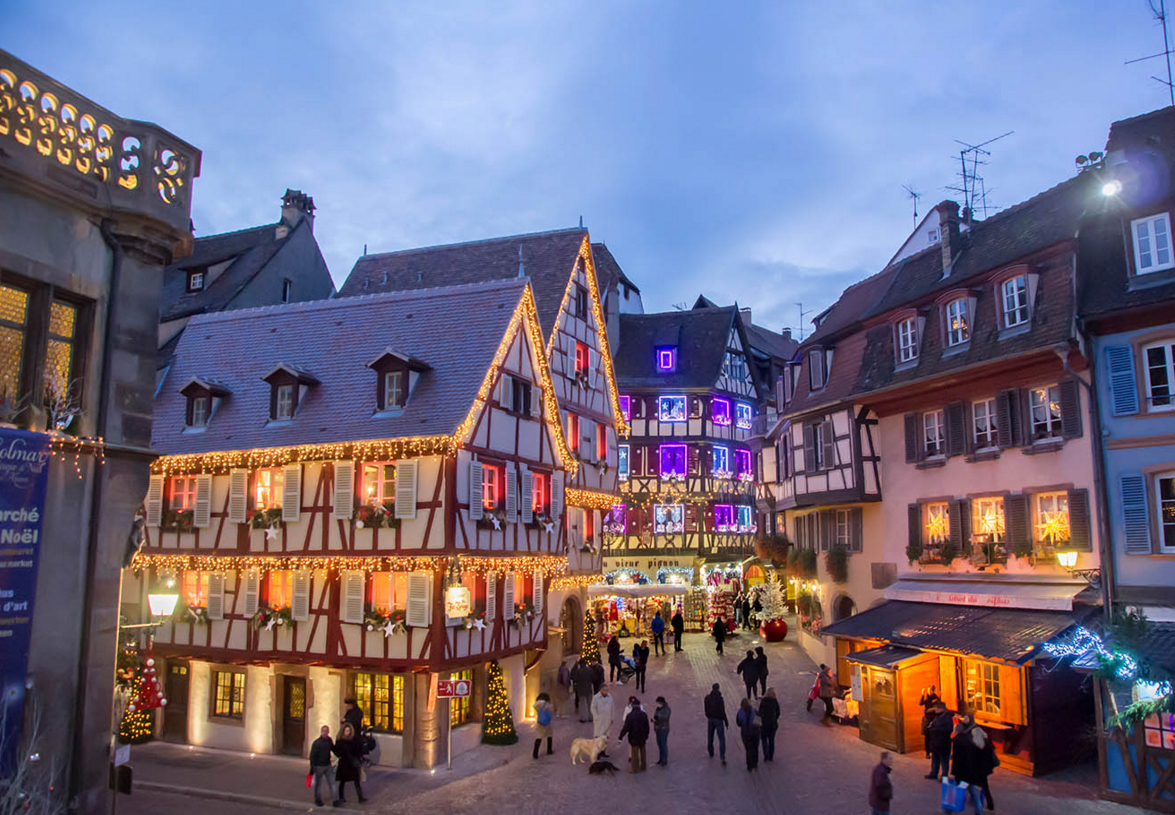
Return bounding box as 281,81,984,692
366,348,431,372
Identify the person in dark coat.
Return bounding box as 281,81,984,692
754,646,769,696
591,660,605,694
571,659,594,722
951,715,997,812
818,663,836,726
331,722,365,805
617,698,650,773
704,683,728,764
735,698,761,771
868,751,894,815
343,697,364,732
607,635,623,682
652,696,671,766
633,640,650,692
758,688,780,761
752,595,763,629
671,608,685,651
737,650,761,700
741,597,752,630
309,725,334,808
919,685,941,757
712,617,727,655
650,611,666,655
924,703,954,780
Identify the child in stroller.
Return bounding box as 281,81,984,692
615,648,637,684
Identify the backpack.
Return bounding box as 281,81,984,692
745,710,761,735
537,707,553,727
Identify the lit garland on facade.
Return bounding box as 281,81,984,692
130,552,568,578
549,572,605,591
49,433,106,478
480,659,519,745
565,487,618,511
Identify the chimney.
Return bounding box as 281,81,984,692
281,189,316,233
740,307,753,325
780,328,791,342
961,206,974,227
936,200,960,276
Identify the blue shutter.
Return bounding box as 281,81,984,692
1121,474,1152,554
1105,345,1139,416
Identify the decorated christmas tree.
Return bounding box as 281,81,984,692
581,609,600,664
118,655,166,744
759,580,787,622
706,587,734,631
480,659,518,745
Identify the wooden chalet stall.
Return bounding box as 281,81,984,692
130,279,578,768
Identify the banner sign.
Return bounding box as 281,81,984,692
0,429,52,774
437,678,472,698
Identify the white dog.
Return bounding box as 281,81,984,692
569,735,608,765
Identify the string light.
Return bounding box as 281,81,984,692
47,434,106,479
565,487,618,511
1036,511,1070,546
1044,626,1142,681
131,552,567,579
549,573,604,590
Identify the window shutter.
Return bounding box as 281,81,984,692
998,665,1026,726
291,570,311,621
395,459,418,519
685,503,700,533
193,473,213,528
228,469,248,523
1059,378,1083,439
1067,488,1092,552
819,510,833,552
606,435,617,469
551,471,564,523
589,422,599,462
821,419,835,466
469,461,484,520
945,402,967,457
908,504,922,553
206,571,225,621
688,445,700,476
503,572,516,620
1121,474,1152,554
803,424,816,471
1105,345,1140,416
281,463,302,523
850,507,863,553
903,414,918,463
632,445,645,476
530,385,541,418
995,390,1018,448
332,460,354,520
242,569,260,617
406,571,431,628
341,570,365,624
504,375,516,411
948,499,971,554
521,467,534,524
533,572,544,618
589,350,600,390
505,462,518,522
486,573,497,620
146,475,164,527
1005,494,1031,553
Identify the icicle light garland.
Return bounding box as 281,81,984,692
130,552,567,578
549,573,605,591
564,487,620,511
48,434,106,478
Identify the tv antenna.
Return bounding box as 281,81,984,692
901,184,922,227
672,301,688,311
1125,0,1175,105
946,131,1012,219
795,302,813,342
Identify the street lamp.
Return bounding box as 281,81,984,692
1055,550,1079,569
1101,179,1122,197
146,591,180,619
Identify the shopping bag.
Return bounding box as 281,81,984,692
940,778,967,813
305,772,313,789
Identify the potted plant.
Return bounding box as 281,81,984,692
799,548,818,579
825,548,849,584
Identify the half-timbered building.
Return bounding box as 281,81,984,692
130,278,577,768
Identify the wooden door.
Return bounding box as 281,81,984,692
162,661,189,742
281,677,307,755
862,667,899,751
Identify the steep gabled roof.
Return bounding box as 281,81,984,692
153,278,530,455
615,307,738,389
592,242,640,295
339,227,588,336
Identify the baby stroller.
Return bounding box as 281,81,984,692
615,651,637,685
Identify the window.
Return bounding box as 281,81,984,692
0,284,29,401
1132,213,1174,275
618,395,631,422
972,497,1005,546
0,284,89,412
973,398,997,449
736,505,754,533
923,409,945,457
809,349,826,389
369,572,409,612
1159,473,1175,551
213,670,245,718
1001,276,1029,328
282,278,293,303
1144,711,1175,750
567,413,579,451
897,317,919,363
255,468,285,510
187,270,204,292
618,445,629,482
45,300,78,402
532,471,549,513
735,402,753,429
596,422,607,461
188,395,209,427
575,341,589,376
945,298,970,346
604,504,626,534
1034,492,1070,550
268,570,295,608
574,285,589,319
1029,385,1062,441
363,462,397,505
450,669,473,726
835,509,852,548
925,502,950,546
353,673,405,733
1144,340,1175,411
509,377,531,415
725,351,747,383
658,395,687,422
813,422,829,470
656,347,676,372
274,384,295,420
181,571,210,607
714,504,735,532
383,371,405,409
735,448,752,481
712,397,732,426
653,504,684,533
482,464,502,510
964,661,1001,718
659,444,687,480
712,445,731,477
170,476,198,511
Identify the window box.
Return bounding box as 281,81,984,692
363,607,409,635
527,511,556,532
355,500,401,530
161,508,195,533
477,508,508,531
176,604,210,625
511,601,536,631
251,602,293,631
249,507,284,531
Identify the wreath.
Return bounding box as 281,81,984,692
252,603,293,630
162,509,194,533
355,500,401,530
364,608,408,636
248,507,284,530
176,604,209,625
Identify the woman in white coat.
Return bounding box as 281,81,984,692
590,684,615,753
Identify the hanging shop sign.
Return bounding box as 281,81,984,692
444,586,472,619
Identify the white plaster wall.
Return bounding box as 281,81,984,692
500,653,526,723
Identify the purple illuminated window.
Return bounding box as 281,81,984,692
736,402,753,429
714,504,735,531
735,449,752,481
659,444,687,480
604,504,627,534
712,397,732,426
656,346,677,372
619,395,631,421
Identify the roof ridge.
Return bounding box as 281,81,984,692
359,227,586,262
1108,104,1175,130
187,277,527,326
630,305,736,319
193,220,281,243
965,173,1084,233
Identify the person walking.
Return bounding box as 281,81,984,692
607,635,623,682
741,596,752,630
633,640,650,692
590,684,615,754
951,715,997,812
736,698,761,771
868,751,894,815
591,659,605,694
671,607,685,651
342,697,364,732
650,611,666,656
712,616,727,655
331,722,365,805
308,725,334,808
618,698,650,774
704,682,728,765
754,646,769,696
653,696,671,766
571,659,594,722
919,685,941,757
817,663,836,727
556,659,572,718
924,703,954,780
758,688,780,762
737,650,761,700
532,692,554,759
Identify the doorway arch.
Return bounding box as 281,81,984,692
560,595,583,656
832,593,857,623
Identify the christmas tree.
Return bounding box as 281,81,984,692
706,587,734,631
581,609,600,664
759,579,787,622
480,659,518,745
118,656,166,744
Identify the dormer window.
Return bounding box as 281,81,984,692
367,348,429,414
897,317,919,363
656,346,676,372
384,371,405,409
1132,213,1174,275
1001,276,1029,328
261,364,319,423
180,377,231,431
808,348,826,390
187,270,204,292
945,298,970,346
190,395,209,427
275,385,295,420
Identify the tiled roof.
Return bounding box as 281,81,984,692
338,228,587,337
152,278,528,455
820,600,1097,665
743,323,798,362
592,243,639,295
615,308,738,390
806,265,900,346
1074,621,1175,675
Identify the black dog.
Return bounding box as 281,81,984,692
588,759,621,775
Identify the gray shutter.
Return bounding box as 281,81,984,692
533,572,544,618
1067,488,1092,552
1005,494,1031,553
242,569,260,617
406,571,431,628
530,385,541,418
395,459,417,519
486,573,497,621
948,499,971,554
850,507,863,553
503,572,516,620
1059,378,1083,439
228,469,248,524
193,473,213,528
332,460,354,520
281,463,302,523
521,466,534,524
903,413,918,463
469,461,484,520
291,570,311,621
821,419,835,466
503,375,515,412
146,474,164,527
1105,345,1140,416
206,572,225,621
945,402,967,457
803,424,816,471
341,570,365,624
551,471,564,524
908,504,922,553
1120,474,1152,554
819,510,833,552
505,462,518,523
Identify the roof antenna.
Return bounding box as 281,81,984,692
946,131,1012,219
363,243,367,256
1125,0,1175,105
579,215,584,229
795,302,812,342
901,184,921,227
518,244,525,278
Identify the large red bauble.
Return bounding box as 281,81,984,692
759,618,789,642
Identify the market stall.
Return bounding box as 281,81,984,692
588,584,688,639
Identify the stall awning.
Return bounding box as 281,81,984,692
845,645,931,669
587,585,689,598
820,600,1098,665
883,574,1093,612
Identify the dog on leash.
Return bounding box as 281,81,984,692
589,759,621,775
569,735,608,765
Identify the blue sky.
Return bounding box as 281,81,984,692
7,1,1172,334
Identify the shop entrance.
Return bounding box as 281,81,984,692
162,661,189,742
280,676,307,755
